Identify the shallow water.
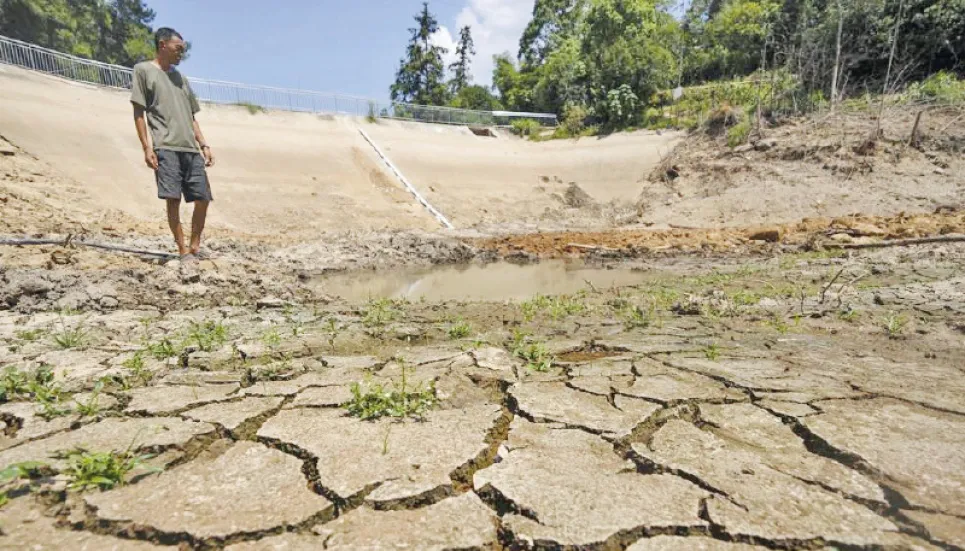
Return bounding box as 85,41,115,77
315,261,651,302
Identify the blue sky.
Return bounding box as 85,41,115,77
150,0,536,101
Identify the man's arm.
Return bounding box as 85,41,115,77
133,104,158,170
193,118,215,167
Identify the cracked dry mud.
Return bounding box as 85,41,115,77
1,244,964,550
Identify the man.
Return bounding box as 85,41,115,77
131,27,215,262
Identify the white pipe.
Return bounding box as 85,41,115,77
357,128,454,230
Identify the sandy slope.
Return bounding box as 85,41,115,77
0,64,679,236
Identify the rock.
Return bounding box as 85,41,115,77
125,384,240,414
1,498,165,550
802,398,965,517
620,358,746,403
634,418,895,544
0,402,79,451
746,226,782,243
829,233,853,243
0,417,215,469
904,510,965,549
849,222,886,237
665,357,859,398
86,442,334,540
757,399,817,417
628,536,762,550
0,145,16,156
753,139,777,152
256,296,287,309
474,419,707,547
733,144,754,154
564,183,596,208
258,405,502,505
227,494,497,551
286,385,354,408
510,382,659,437
182,396,283,431
99,296,120,309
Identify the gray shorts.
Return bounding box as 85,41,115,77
156,149,213,203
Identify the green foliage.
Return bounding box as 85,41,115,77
59,448,159,492
561,103,588,135
908,71,965,103
120,351,153,387
262,327,282,350
2,366,67,418
620,302,656,329
521,293,587,321
704,343,721,361
449,85,502,111
346,361,438,421
366,101,378,123
186,321,228,352
73,382,105,417
0,0,158,66
727,118,752,147
390,2,451,106
362,298,407,327
14,329,44,342
52,319,87,350
447,320,473,340
510,332,555,372
1,366,32,402
0,461,49,506
146,337,178,360
234,102,266,115
511,118,543,138
883,312,908,338
449,25,475,95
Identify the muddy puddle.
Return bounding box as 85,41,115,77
315,261,652,302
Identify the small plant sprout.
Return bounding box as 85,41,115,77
448,320,472,340
186,320,229,352
346,360,438,421
72,382,104,417
512,337,555,372
521,293,586,322
147,338,178,360
621,302,656,329
52,317,87,350
15,329,45,342
58,447,160,492
704,343,721,361
767,315,790,335
883,312,908,339
0,461,49,506
262,327,282,351
838,307,859,323
324,318,341,351
362,298,407,327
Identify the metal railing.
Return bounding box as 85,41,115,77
0,34,557,127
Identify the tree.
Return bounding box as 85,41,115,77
518,0,587,66
450,85,502,110
449,25,475,95
0,0,156,66
390,2,450,106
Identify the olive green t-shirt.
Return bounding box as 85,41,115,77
130,62,201,152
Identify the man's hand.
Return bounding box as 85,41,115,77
144,148,159,170
202,146,215,168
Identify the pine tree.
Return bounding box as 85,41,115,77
449,25,475,95
390,2,450,106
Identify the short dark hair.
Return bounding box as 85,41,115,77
154,28,183,49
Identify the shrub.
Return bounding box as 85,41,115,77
561,104,588,135
511,118,542,138
909,71,965,103
727,118,752,147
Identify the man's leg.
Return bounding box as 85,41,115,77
189,200,209,255
166,198,188,256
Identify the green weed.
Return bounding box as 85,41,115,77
262,327,282,350
324,318,341,350
766,315,790,335
704,343,721,361
186,320,228,352
521,293,586,322
346,361,438,421
14,329,44,342
234,101,266,115
838,307,860,323
73,382,105,417
146,338,178,360
52,320,87,350
447,320,473,340
620,302,656,329
512,337,555,372
0,461,49,506
883,312,908,338
362,298,406,327
1,367,32,401
58,448,160,492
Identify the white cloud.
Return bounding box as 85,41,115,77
437,0,535,88
430,26,459,68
